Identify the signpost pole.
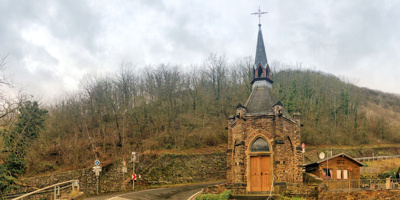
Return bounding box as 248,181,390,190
122,160,126,190
131,152,139,190
93,160,101,195
133,162,135,190
96,175,99,195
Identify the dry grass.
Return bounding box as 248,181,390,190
143,144,226,155
364,159,400,173
308,143,400,150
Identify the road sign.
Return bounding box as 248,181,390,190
132,174,136,180
95,160,100,166
93,166,102,176
122,167,127,173
131,152,139,163
122,160,126,167
93,166,102,195
301,143,305,153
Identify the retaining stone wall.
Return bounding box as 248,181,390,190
7,152,226,197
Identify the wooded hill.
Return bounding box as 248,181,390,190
2,55,400,174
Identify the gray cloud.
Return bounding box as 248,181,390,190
0,0,399,102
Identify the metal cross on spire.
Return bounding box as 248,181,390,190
251,6,268,26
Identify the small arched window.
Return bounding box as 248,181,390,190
257,66,263,77
251,138,270,152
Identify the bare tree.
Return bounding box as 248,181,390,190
0,55,20,121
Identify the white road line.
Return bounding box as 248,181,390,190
107,197,130,200
187,190,202,200
106,187,169,200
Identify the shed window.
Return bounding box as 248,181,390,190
323,168,333,178
251,138,270,152
337,169,342,179
343,170,348,179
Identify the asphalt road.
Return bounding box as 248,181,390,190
85,182,224,200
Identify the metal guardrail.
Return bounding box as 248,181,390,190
12,180,79,200
354,155,400,162
324,178,400,192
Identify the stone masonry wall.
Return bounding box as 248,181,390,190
227,108,302,193
319,190,400,200
7,153,226,197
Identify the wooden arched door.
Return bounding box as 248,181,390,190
250,138,271,191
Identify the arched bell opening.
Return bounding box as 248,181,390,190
257,66,263,78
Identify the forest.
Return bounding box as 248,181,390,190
1,54,400,180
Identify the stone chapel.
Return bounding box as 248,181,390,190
226,22,303,193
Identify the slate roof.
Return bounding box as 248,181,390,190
244,24,291,116
255,25,268,67
244,86,281,114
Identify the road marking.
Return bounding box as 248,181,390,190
107,197,130,200
106,187,169,200
188,190,202,200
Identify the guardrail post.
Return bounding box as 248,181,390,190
54,186,57,200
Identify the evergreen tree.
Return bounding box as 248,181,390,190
4,101,47,174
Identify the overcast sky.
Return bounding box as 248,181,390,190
1,0,399,102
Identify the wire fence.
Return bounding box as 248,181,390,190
323,178,400,192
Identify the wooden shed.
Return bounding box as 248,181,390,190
304,153,364,181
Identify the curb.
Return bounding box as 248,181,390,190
188,190,202,200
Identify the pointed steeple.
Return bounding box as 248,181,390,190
251,23,272,86
251,7,272,85
255,24,268,68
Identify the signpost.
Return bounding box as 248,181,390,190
122,160,127,190
122,160,127,173
131,152,139,190
93,162,102,195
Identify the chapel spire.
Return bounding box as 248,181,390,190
251,7,272,84
255,25,268,68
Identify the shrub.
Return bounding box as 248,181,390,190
196,190,231,200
